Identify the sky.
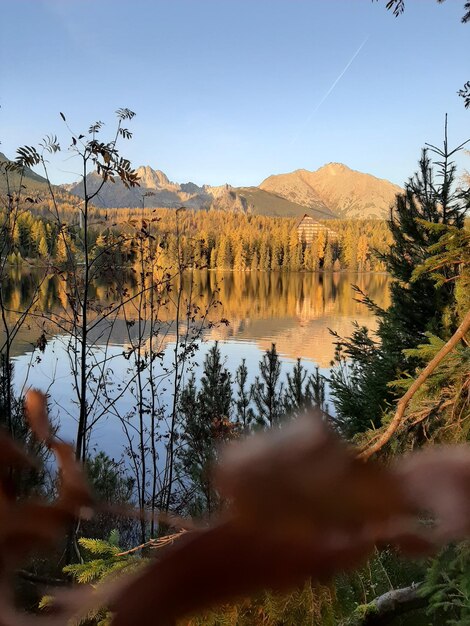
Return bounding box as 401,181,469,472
1,0,469,187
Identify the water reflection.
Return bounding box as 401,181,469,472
206,271,389,365
5,269,389,457
3,269,389,366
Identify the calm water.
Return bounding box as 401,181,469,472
8,270,390,458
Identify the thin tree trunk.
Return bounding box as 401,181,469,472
76,167,89,463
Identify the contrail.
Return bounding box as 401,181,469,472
289,35,370,146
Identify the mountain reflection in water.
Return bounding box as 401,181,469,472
5,269,389,367
6,270,389,456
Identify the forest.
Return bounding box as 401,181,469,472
0,0,470,621
0,106,469,625
2,203,392,273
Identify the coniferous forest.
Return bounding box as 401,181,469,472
2,204,392,273
1,1,470,625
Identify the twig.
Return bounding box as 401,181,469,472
358,308,470,460
116,531,186,557
407,399,454,427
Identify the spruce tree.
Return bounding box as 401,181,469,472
330,143,468,436
234,358,254,428
178,343,233,514
283,358,309,416
307,366,327,414
251,343,283,427
283,360,327,417
198,342,232,422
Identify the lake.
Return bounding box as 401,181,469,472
6,270,390,459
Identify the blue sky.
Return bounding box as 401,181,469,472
1,0,469,186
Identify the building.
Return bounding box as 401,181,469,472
296,214,338,244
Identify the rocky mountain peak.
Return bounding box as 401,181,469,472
318,162,350,174
59,159,401,220
260,163,402,219
135,166,170,189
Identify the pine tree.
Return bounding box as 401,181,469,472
289,235,303,272
316,229,327,267
271,240,282,271
251,343,283,427
216,235,232,269
307,366,327,413
283,358,309,416
234,359,254,428
259,239,271,271
178,374,212,515
178,343,233,514
82,452,135,542
356,234,369,271
283,361,327,417
31,220,46,257
55,227,76,267
210,246,217,269
198,342,232,422
330,144,468,436
341,225,358,271
233,240,248,271
304,243,318,271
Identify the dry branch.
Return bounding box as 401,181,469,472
353,582,428,625
358,308,470,460
115,530,186,557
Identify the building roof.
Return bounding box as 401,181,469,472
295,214,338,239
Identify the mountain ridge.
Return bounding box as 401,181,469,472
260,163,403,219
0,151,50,192
63,169,339,220
0,150,403,220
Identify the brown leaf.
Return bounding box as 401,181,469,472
110,418,470,624
24,389,52,442
0,502,72,570
4,402,470,626
24,390,92,511
394,445,470,544
110,415,408,625
51,441,93,510
216,414,410,539
110,521,373,626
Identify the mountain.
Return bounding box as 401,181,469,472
260,163,402,219
221,186,334,218
64,169,183,209
63,167,337,219
62,162,401,219
0,151,50,193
